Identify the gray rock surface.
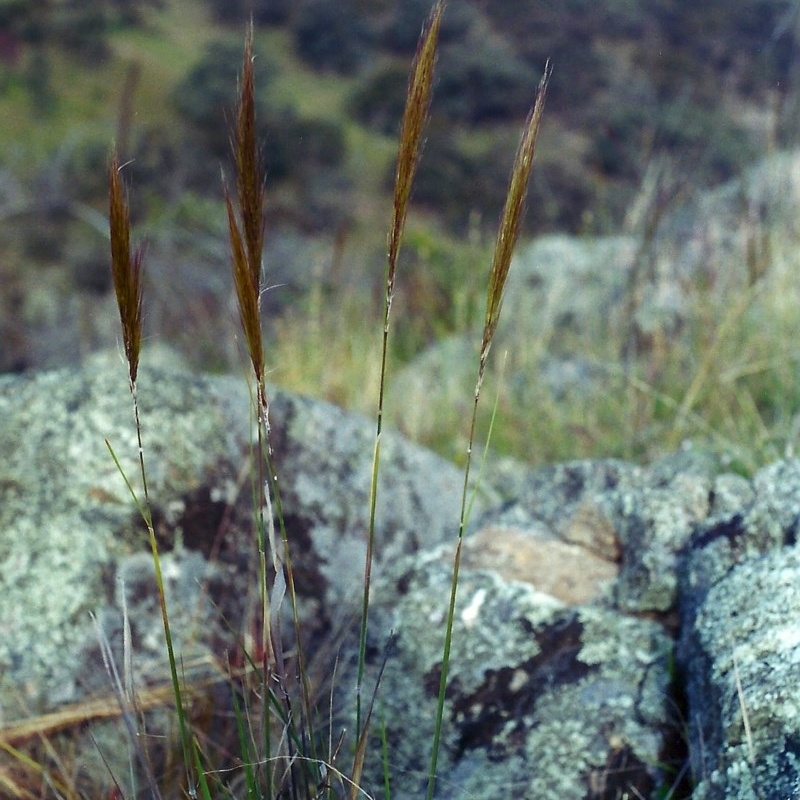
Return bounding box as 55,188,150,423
331,451,800,799
388,235,637,442
682,546,800,800
3,350,800,799
345,552,676,800
0,347,481,722
660,151,800,295
678,459,800,799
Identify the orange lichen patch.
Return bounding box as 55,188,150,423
460,525,618,606
86,487,124,504
559,499,622,562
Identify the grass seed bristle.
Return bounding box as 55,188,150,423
481,61,551,369
108,152,144,385
386,0,444,285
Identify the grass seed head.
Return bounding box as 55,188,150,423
108,151,144,385
228,23,266,386
387,0,445,283
481,62,551,368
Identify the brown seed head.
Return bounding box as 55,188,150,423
386,0,444,286
481,62,551,368
108,151,144,384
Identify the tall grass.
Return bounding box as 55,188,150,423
355,0,444,767
108,149,200,799
2,5,551,798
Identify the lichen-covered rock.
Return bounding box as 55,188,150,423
267,388,494,631
471,449,733,615
7,347,800,800
680,546,800,799
335,448,800,799
505,235,636,345
340,550,676,800
0,346,249,718
678,459,800,799
0,347,481,725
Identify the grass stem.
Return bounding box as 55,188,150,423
425,62,550,800
354,0,444,764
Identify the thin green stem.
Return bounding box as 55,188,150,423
425,63,549,800
355,0,444,750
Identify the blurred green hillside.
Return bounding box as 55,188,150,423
1,0,794,231
2,0,800,468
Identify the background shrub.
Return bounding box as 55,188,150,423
409,123,520,232
436,34,537,122
349,63,409,135
205,0,291,25
173,39,274,158
292,0,374,74
383,0,478,53
259,111,346,180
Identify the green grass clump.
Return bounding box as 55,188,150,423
0,5,550,799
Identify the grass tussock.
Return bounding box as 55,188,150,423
108,9,548,799
9,1,800,796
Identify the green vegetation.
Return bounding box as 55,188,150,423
0,10,552,798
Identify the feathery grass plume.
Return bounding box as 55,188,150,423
108,153,144,386
386,0,444,298
354,0,445,758
480,62,552,380
225,24,265,396
225,25,323,798
426,62,551,800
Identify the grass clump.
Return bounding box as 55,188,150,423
1,3,551,797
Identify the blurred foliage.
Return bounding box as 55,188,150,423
23,50,57,116
0,0,162,52
435,35,538,123
173,39,276,159
292,0,375,74
409,122,520,233
172,38,347,222
259,111,347,182
4,0,795,236
382,0,479,53
390,224,487,359
349,63,409,135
